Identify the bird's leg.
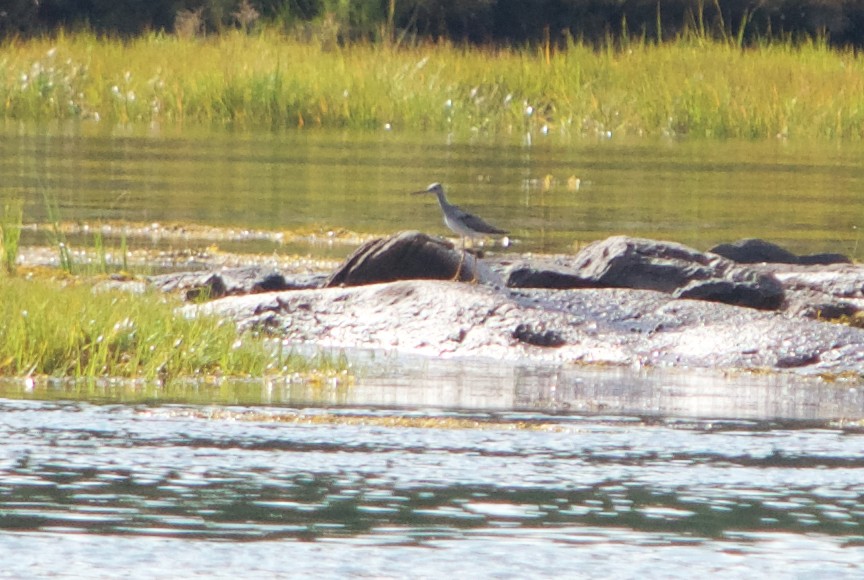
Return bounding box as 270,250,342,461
452,236,467,281
470,240,479,284
464,238,480,284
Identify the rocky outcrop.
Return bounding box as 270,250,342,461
502,236,785,310
156,232,863,377
189,279,864,375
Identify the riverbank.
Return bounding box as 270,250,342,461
3,30,864,139
0,273,350,382
4,227,864,384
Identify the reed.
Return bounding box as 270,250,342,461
2,29,864,140
0,200,23,276
0,276,343,380
40,189,74,273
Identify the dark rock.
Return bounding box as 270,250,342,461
148,267,320,301
792,301,860,321
710,238,801,264
798,252,853,265
254,272,294,292
185,273,227,301
325,230,502,287
512,323,566,347
504,260,593,289
674,267,785,310
570,236,724,292
776,352,821,369
710,238,851,265
506,236,784,310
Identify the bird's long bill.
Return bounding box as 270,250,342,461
410,189,430,196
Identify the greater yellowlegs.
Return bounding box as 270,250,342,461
412,182,507,278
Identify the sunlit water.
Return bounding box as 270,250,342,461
1,361,863,578
3,123,864,576
0,395,863,578
3,121,864,257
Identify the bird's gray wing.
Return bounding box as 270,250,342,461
455,206,508,235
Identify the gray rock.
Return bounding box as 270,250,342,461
756,263,864,320
149,267,321,300
569,235,720,292
673,266,785,310
798,252,852,265
709,238,800,264
503,258,592,289
504,236,784,310
188,279,864,377
709,238,851,265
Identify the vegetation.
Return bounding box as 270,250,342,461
0,200,348,383
3,29,864,140
0,200,23,276
0,275,341,381
5,0,864,49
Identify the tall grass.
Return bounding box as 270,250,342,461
0,276,335,380
40,189,74,273
2,29,864,140
0,200,23,276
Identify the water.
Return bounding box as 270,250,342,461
3,122,864,257
1,362,863,577
0,395,863,578
3,124,864,576
3,350,863,420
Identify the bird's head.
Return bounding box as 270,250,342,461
411,182,444,196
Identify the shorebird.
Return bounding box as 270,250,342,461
411,182,507,279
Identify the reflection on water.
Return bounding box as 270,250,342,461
2,123,864,257
0,399,863,577
2,352,862,420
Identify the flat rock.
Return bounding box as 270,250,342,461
189,279,864,376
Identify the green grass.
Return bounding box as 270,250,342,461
0,275,343,381
40,189,74,273
0,200,23,276
2,30,864,140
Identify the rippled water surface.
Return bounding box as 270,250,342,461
1,365,864,578
3,122,864,257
